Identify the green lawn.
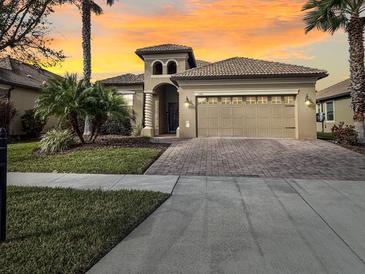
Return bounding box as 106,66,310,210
0,186,168,273
8,142,162,174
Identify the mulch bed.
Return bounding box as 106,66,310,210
337,143,365,156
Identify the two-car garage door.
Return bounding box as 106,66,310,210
197,95,296,138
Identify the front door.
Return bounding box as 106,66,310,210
167,103,179,133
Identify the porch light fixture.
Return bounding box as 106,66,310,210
305,94,314,106
184,96,192,108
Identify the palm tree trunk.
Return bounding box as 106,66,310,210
81,0,91,84
81,0,92,138
347,14,365,143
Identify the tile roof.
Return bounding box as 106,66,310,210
171,57,328,81
135,43,196,67
196,60,211,67
316,79,350,101
0,57,58,89
135,44,192,55
99,73,144,85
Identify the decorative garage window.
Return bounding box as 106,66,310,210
246,96,256,104
121,94,133,107
257,96,268,104
271,96,282,104
197,97,208,104
208,97,219,104
221,97,232,104
326,101,334,121
232,97,243,104
284,96,295,105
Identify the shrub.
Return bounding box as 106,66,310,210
132,123,143,137
0,100,16,132
99,116,132,136
40,129,75,154
21,109,47,138
332,122,358,145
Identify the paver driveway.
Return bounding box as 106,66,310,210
146,138,365,180
88,176,365,273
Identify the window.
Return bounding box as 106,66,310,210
257,96,268,104
122,94,133,107
232,97,243,104
284,96,295,105
167,61,177,74
208,97,218,104
152,61,163,75
221,97,232,104
197,97,208,104
271,96,282,104
326,101,334,121
246,96,256,104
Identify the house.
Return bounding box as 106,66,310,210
316,79,353,133
100,44,328,139
0,57,58,136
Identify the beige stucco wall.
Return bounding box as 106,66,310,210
316,97,353,133
9,87,57,135
176,77,318,139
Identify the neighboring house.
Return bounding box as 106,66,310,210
0,57,58,136
316,79,352,133
100,44,328,139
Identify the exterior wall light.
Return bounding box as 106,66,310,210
184,96,192,108
305,94,314,106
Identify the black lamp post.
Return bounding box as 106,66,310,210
0,127,7,241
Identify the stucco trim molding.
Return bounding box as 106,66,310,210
194,89,299,96
116,90,136,94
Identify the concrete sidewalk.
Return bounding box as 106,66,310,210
8,172,179,194
88,176,365,274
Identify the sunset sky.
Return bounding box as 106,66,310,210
48,0,349,90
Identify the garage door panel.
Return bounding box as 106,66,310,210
208,128,218,137
232,107,243,118
257,105,271,118
232,118,243,128
221,118,233,129
197,95,296,139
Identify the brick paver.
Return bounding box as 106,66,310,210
145,138,365,180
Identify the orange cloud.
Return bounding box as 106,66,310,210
48,0,331,80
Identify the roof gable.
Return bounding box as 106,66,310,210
317,79,350,101
172,57,328,81
0,57,59,89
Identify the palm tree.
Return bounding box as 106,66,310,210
78,0,115,136
80,0,114,84
303,0,365,143
35,73,89,143
83,83,130,142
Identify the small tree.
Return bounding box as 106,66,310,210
0,100,16,134
83,83,131,142
35,74,88,143
0,0,66,66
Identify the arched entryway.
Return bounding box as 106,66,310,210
153,83,179,135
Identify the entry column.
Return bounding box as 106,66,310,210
142,91,154,137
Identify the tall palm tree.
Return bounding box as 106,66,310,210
80,0,114,84
78,0,115,136
303,0,365,143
